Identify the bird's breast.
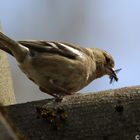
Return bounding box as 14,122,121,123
19,54,93,93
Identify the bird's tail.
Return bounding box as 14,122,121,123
0,32,28,62
0,44,13,56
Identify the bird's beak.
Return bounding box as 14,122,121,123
107,67,118,82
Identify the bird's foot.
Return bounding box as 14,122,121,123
36,104,67,130
54,96,64,102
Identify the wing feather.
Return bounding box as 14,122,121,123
18,41,85,59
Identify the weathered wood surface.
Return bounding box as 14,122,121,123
3,86,140,140
0,105,21,140
0,24,16,105
0,51,16,105
0,121,15,140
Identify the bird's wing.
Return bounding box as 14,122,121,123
18,41,85,59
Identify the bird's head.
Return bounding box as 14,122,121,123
91,48,119,83
103,51,119,82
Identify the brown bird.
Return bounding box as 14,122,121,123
0,32,119,101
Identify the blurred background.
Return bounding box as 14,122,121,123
0,0,139,103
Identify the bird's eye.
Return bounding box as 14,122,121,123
105,56,114,67
105,56,111,63
103,51,114,66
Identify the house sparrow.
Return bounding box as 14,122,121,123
0,32,119,100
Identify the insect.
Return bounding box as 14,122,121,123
110,68,122,84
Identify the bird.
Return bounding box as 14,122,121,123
0,31,120,101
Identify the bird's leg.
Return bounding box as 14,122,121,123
39,86,64,102
39,79,73,102
39,87,57,98
49,79,75,102
54,96,64,102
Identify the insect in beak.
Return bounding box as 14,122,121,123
109,68,122,84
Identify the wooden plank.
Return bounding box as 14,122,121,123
4,86,140,140
0,23,16,105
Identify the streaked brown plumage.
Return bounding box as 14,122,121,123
0,32,119,100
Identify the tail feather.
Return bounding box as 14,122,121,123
0,32,28,62
0,45,13,56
